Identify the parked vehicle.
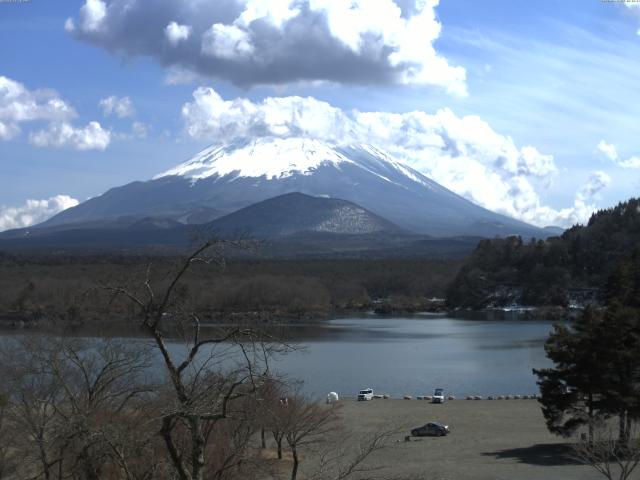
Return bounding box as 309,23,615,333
432,388,445,404
357,388,374,401
411,422,450,437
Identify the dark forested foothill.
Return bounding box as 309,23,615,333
446,198,640,310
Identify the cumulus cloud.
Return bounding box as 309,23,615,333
79,0,107,32
66,0,466,93
0,195,79,232
99,95,134,118
165,21,192,45
180,87,605,227
0,121,20,140
0,75,76,139
597,139,640,168
29,121,111,151
0,75,111,149
532,171,610,228
201,23,254,59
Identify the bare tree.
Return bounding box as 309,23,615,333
571,420,640,480
105,239,277,480
281,396,339,480
0,391,16,479
309,429,401,480
254,377,290,459
0,335,159,480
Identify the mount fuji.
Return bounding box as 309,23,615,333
32,137,548,240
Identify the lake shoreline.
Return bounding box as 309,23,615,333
0,303,574,334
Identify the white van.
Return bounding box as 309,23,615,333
357,388,374,401
432,388,445,404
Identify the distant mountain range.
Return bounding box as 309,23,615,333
0,137,558,255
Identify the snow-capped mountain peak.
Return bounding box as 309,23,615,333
39,136,549,239
156,137,355,181
154,137,435,191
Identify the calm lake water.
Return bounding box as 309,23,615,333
261,315,556,399
4,314,557,400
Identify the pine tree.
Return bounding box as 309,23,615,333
534,307,607,441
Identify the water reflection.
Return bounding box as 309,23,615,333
264,316,556,398
1,315,557,400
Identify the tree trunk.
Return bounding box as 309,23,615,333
618,409,632,446
290,445,299,480
588,391,594,446
161,417,190,480
37,437,51,480
273,432,283,459
191,417,206,480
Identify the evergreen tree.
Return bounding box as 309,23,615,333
595,305,640,444
535,305,640,444
534,307,607,441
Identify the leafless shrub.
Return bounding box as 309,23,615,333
571,420,640,480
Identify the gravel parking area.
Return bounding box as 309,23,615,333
326,398,604,480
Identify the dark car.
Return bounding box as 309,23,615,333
411,422,450,437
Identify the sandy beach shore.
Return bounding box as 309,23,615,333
315,398,604,480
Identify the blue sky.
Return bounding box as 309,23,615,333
1,0,639,230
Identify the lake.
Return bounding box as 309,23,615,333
3,314,558,401
262,315,556,399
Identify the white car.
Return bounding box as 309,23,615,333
357,388,374,401
432,388,445,404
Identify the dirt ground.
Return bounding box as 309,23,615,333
302,398,608,480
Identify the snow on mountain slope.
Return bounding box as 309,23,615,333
157,138,351,180
155,138,435,189
37,137,550,238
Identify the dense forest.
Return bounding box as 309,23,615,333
447,197,640,309
4,197,639,324
0,252,461,326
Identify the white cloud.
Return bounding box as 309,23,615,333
131,121,148,139
180,87,605,227
619,157,640,168
0,121,20,140
0,75,76,139
64,17,75,33
67,0,466,93
597,139,640,168
597,139,617,161
165,21,191,46
0,75,111,149
78,0,106,33
201,23,255,59
0,195,79,232
99,95,134,118
29,121,111,151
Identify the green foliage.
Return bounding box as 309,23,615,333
535,306,640,441
447,198,640,309
534,307,608,437
605,249,640,308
